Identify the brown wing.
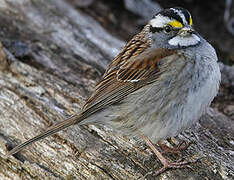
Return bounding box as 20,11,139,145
116,49,175,82
82,48,176,112
104,26,151,75
82,25,178,115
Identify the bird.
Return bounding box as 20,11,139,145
7,7,221,175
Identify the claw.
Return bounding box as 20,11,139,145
154,159,198,176
141,135,198,176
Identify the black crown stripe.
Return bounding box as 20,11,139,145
174,7,190,24
160,9,184,25
154,7,190,26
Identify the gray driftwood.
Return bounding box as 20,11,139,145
0,0,233,179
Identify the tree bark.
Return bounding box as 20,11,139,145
0,0,233,179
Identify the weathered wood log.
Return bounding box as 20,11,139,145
0,0,233,179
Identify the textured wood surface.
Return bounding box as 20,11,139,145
0,0,233,179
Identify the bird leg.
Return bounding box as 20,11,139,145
141,135,196,176
158,138,193,155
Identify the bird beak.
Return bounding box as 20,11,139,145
177,27,195,37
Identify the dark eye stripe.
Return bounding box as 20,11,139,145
149,26,163,33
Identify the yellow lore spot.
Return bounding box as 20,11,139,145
189,17,193,25
168,20,183,28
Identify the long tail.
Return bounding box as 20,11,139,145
7,113,86,157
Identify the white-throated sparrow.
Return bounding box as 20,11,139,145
8,7,221,175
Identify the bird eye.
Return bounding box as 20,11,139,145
164,25,172,33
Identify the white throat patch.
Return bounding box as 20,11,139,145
168,34,200,47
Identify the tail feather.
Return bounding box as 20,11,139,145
7,113,85,157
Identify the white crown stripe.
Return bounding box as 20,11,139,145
170,8,187,25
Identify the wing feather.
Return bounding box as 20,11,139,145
83,49,177,112
117,49,175,82
82,26,177,114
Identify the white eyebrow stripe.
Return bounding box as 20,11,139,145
170,8,187,25
149,15,171,27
